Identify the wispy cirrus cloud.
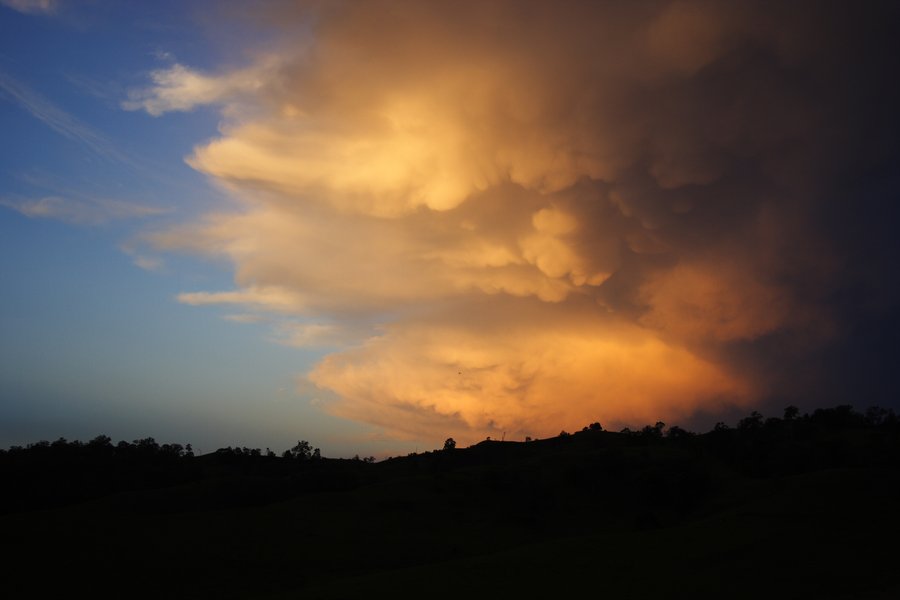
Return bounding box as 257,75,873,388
0,71,133,165
0,0,57,15
1,195,169,225
118,242,167,272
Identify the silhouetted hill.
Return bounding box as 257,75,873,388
1,405,898,598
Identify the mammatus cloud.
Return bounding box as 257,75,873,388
134,1,900,444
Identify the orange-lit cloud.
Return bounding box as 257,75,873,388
637,261,791,343
309,301,749,444
132,1,891,443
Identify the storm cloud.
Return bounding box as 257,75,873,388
134,0,900,443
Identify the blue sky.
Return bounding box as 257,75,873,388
0,1,384,456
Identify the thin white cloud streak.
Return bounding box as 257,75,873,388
272,320,370,349
0,71,132,165
0,0,57,15
223,313,265,324
64,72,124,105
119,243,167,272
1,195,170,225
177,286,306,313
131,255,165,272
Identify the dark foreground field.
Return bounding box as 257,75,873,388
2,406,899,599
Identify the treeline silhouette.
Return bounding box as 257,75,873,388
0,434,355,513
2,404,899,598
2,404,897,515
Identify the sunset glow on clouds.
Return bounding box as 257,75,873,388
126,0,879,444
1,0,898,452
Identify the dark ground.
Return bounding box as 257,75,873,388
2,406,898,598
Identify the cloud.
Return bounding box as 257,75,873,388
176,286,306,313
636,260,791,343
131,255,165,272
275,322,346,348
0,71,132,165
223,313,265,324
309,301,749,443
136,1,900,442
122,61,276,116
0,0,57,15
1,195,169,225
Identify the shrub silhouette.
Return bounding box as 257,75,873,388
284,440,320,460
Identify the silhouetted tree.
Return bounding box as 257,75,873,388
443,438,457,451
286,440,317,460
667,425,691,440
88,435,112,448
738,411,764,431
865,406,897,427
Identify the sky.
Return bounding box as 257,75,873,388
1,0,899,457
